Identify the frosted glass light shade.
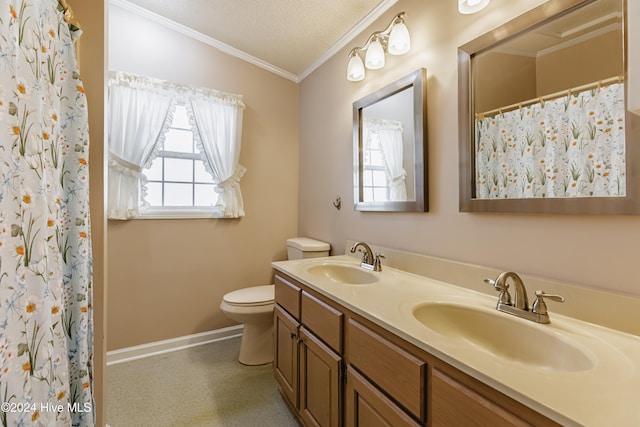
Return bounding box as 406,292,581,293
458,0,489,14
388,22,410,55
347,53,365,81
365,38,385,70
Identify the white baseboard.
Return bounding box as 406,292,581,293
106,325,243,366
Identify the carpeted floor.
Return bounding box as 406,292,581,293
106,337,299,427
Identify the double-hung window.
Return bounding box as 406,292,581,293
142,104,218,217
107,71,246,220
362,133,390,202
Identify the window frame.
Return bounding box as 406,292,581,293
139,103,219,219
362,133,391,202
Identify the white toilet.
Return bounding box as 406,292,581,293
220,237,330,365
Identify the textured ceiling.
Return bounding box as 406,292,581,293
117,0,396,81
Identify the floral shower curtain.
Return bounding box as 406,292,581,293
0,1,94,426
475,82,625,199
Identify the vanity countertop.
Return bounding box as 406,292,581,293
272,255,640,427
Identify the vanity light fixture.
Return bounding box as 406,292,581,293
458,0,490,14
346,12,411,82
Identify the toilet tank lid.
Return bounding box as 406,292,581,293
287,237,330,251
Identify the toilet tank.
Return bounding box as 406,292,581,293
287,237,331,260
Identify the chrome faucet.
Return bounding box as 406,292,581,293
350,242,384,271
496,271,528,310
484,271,565,324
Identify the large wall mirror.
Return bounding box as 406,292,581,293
459,0,640,214
353,68,427,212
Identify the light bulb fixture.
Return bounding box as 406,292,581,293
346,12,410,81
458,0,490,14
347,51,365,81
388,21,410,55
365,36,385,69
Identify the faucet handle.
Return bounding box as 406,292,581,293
373,253,385,272
532,290,565,315
484,278,497,288
484,278,512,305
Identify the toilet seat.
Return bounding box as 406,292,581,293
222,284,274,307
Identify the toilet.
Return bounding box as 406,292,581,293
220,237,330,365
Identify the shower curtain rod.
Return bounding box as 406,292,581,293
476,75,624,120
58,0,81,29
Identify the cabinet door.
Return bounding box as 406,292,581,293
274,305,300,408
299,326,342,427
345,367,422,427
431,368,531,427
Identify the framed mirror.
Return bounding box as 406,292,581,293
353,68,427,212
458,0,640,214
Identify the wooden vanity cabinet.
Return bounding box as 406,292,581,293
273,274,302,409
273,271,560,427
273,274,343,426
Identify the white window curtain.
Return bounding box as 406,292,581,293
108,71,246,218
475,82,625,199
189,95,246,218
364,118,408,201
108,72,174,219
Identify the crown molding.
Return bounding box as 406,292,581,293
110,0,300,82
111,0,399,83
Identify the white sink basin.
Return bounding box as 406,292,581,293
307,263,378,285
412,302,595,372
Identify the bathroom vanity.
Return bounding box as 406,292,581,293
272,248,640,427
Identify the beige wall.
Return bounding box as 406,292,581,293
474,26,622,114
474,52,537,113
298,0,640,298
74,2,106,425
107,5,299,350
537,30,623,94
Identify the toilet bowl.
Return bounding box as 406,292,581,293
220,285,275,365
220,237,330,365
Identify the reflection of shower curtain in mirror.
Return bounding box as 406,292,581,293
364,119,407,201
475,83,625,199
0,1,94,426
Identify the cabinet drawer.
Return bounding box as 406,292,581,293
348,320,426,421
275,274,301,320
346,366,422,427
301,291,343,353
431,368,530,427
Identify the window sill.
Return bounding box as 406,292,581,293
137,207,224,219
